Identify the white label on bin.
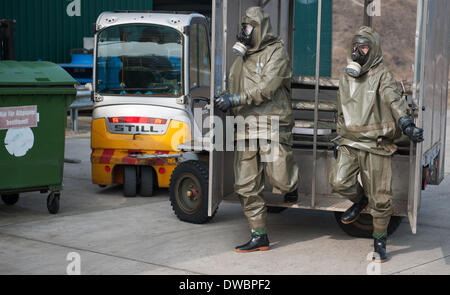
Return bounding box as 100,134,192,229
4,127,35,157
0,105,38,130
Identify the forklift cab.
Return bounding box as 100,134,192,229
91,11,212,197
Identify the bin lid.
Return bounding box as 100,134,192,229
0,61,77,86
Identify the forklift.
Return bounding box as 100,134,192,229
91,11,211,197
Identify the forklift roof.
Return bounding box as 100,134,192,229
96,11,205,32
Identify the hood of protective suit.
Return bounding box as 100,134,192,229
348,26,383,76
242,6,280,55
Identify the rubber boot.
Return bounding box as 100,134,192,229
234,234,270,253
373,237,388,263
341,196,368,224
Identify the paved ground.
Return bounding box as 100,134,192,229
0,114,449,275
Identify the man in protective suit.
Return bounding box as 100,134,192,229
215,6,299,253
330,26,424,263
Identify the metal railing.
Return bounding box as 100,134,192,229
69,84,93,132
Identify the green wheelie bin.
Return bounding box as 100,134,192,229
0,61,76,214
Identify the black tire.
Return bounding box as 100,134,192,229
1,194,19,206
170,160,216,224
334,212,403,239
267,206,287,213
123,165,137,197
139,166,154,197
47,192,60,214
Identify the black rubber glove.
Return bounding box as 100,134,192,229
403,125,424,143
214,93,241,112
399,116,424,143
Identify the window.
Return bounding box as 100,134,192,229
189,23,210,90
96,24,183,96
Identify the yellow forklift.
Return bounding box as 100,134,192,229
91,11,211,197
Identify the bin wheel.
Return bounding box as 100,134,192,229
334,212,403,239
123,165,137,197
267,206,287,213
170,160,216,224
47,192,60,214
1,194,19,206
139,166,154,197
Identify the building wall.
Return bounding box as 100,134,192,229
0,0,153,63
153,0,211,17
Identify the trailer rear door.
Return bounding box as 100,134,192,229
208,0,260,216
409,0,450,234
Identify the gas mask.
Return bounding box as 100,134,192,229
232,23,254,56
346,36,371,78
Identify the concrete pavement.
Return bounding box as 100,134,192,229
0,114,449,275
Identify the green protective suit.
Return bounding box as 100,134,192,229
228,7,299,230
234,140,298,229
329,26,409,235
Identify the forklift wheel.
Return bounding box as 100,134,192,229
1,194,19,206
140,166,154,197
334,212,403,239
170,160,216,224
47,192,60,214
123,165,137,197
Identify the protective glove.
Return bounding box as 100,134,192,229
214,93,242,112
398,116,424,143
403,125,424,143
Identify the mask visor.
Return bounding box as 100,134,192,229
242,23,254,36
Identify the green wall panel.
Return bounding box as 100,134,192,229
0,0,153,63
293,0,332,77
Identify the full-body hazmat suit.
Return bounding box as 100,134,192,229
215,6,299,252
329,26,423,262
